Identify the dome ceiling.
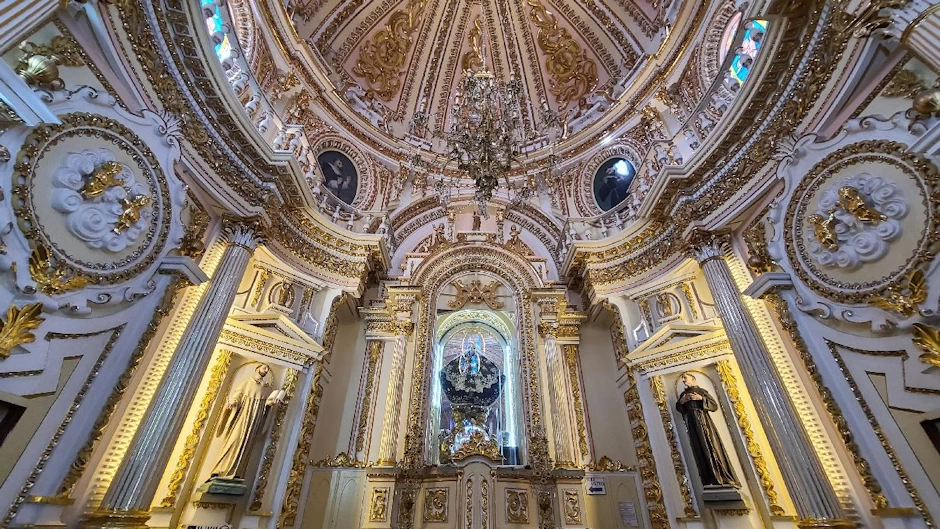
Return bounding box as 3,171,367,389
284,0,668,156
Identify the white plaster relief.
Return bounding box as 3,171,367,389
50,148,152,253
805,173,907,271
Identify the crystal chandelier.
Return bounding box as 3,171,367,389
446,68,524,208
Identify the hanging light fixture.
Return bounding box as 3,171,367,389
444,2,558,211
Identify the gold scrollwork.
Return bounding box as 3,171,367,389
424,487,448,522
370,487,390,522
526,0,598,110
506,488,529,523
278,365,326,528
715,361,785,515
911,323,940,369
0,303,44,359
352,0,426,101
563,490,582,524
447,279,504,310
451,429,502,461
462,15,484,72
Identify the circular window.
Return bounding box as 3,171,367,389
317,150,358,205
592,158,636,212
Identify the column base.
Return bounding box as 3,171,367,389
79,509,151,529
796,518,856,528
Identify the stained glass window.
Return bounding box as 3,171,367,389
201,0,233,62
728,19,768,85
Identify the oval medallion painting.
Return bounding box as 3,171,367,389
593,158,636,211
318,150,358,205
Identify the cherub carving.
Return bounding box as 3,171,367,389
807,211,839,250
837,186,886,223
81,161,124,199
113,194,152,234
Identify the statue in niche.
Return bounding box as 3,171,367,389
207,364,285,492
676,372,739,488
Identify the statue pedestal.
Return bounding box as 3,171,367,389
182,490,239,528
198,477,248,496
701,486,743,503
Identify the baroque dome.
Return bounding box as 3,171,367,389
230,0,742,180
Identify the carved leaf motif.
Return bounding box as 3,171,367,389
28,245,90,295
869,268,926,317
0,303,45,358
912,323,940,369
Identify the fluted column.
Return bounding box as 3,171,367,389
95,221,262,519
377,330,409,465
541,330,576,467
688,231,849,527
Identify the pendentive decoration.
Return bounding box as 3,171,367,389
50,149,153,253
0,302,44,359
447,279,504,310
804,174,906,270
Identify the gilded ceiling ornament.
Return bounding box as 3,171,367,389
0,303,45,359
80,161,124,199
448,279,505,310
352,0,426,101
869,268,927,317
27,245,90,295
462,15,484,72
911,323,940,369
423,488,448,522
882,69,927,98
15,36,85,89
526,0,598,110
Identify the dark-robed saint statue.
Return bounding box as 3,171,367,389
675,372,739,488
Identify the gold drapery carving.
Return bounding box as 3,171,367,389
714,360,785,515
526,0,598,110
352,0,427,101
160,350,233,507
650,376,697,517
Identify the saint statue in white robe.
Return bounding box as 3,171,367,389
210,363,284,480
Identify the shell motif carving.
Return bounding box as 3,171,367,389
50,149,152,253
804,173,907,271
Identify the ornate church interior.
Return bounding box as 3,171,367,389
1,0,940,528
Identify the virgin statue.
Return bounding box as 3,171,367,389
209,363,284,481
675,372,739,488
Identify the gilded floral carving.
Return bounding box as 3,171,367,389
423,488,448,522
526,0,598,110
352,0,426,101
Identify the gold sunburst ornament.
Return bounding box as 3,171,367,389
0,303,45,359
